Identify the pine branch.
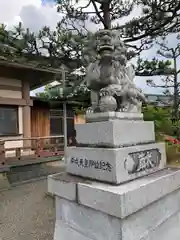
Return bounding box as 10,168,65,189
91,0,106,28
135,68,175,76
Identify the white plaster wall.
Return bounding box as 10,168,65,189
18,107,23,135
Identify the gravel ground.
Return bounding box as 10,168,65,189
0,179,55,240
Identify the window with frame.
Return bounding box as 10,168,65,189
0,106,19,136
50,109,75,137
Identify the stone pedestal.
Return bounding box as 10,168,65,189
48,112,180,240
67,112,166,184
48,169,180,240
66,144,166,184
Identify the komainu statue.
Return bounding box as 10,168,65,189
83,30,146,113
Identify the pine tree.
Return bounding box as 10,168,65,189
56,0,180,51
52,0,180,102
140,34,180,135
0,23,85,69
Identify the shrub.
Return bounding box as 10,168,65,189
166,142,180,163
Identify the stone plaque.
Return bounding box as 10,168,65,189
124,149,161,174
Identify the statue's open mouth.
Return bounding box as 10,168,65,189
99,44,114,52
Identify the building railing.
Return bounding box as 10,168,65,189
0,135,65,166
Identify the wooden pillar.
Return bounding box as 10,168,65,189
22,81,31,147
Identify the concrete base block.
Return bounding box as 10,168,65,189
54,220,94,240
55,198,121,240
49,168,180,240
53,194,180,240
0,172,10,191
140,211,180,240
6,159,65,184
75,120,155,147
48,173,77,201
86,111,143,122
66,143,166,184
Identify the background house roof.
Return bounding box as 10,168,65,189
146,94,172,107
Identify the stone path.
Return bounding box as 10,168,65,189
0,179,55,240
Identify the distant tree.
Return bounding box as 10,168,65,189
143,105,175,136
35,85,52,99
36,73,90,105
136,57,173,77
140,35,180,123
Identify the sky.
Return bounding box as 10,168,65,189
0,0,176,96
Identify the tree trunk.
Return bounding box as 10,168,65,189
102,2,111,29
173,57,179,120
173,56,180,138
174,79,179,119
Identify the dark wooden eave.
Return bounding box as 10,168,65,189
31,96,84,108
0,60,68,90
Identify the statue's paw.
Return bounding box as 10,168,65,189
86,107,94,113
100,89,110,97
94,107,101,113
100,87,116,97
